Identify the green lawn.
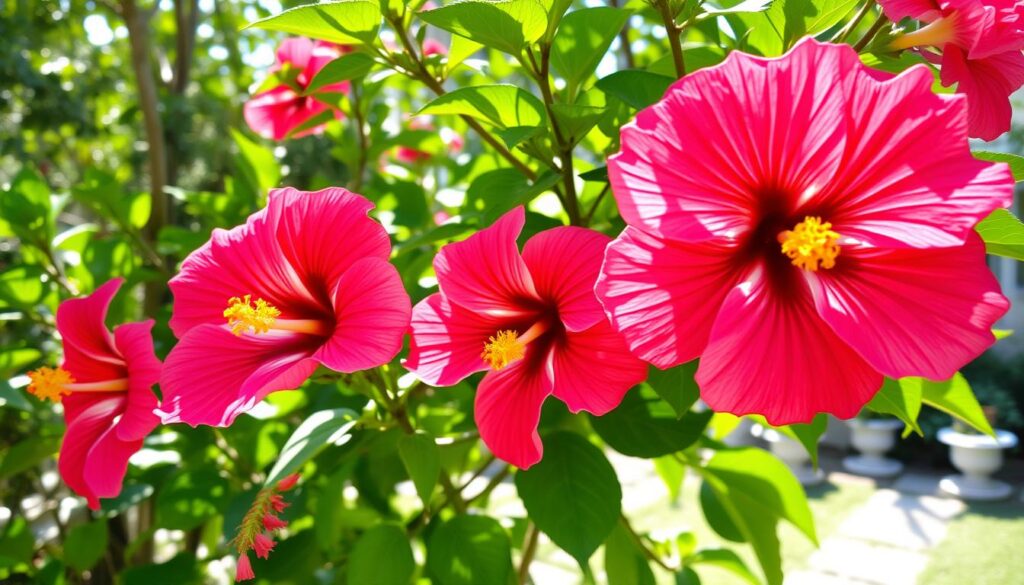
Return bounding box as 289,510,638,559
916,499,1024,585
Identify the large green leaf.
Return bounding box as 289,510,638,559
0,266,48,308
701,448,816,545
305,53,377,94
775,414,828,468
515,432,622,565
551,7,631,98
867,378,923,435
0,167,53,247
418,0,547,55
0,518,34,568
427,515,513,585
917,373,994,436
348,524,415,585
418,85,546,130
733,0,859,56
0,436,61,479
122,553,201,585
156,470,230,531
596,69,675,110
266,408,359,485
688,548,759,585
246,1,382,45
604,521,656,585
975,208,1024,261
231,129,280,200
398,432,441,508
699,478,782,585
63,520,108,572
647,361,701,418
973,151,1024,181
592,385,712,458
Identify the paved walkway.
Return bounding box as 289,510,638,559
787,472,964,585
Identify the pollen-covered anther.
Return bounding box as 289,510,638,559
779,216,841,271
482,330,526,370
26,366,75,403
225,295,281,336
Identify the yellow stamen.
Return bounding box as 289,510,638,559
779,216,841,271
482,330,525,370
27,366,75,403
481,321,550,370
890,16,957,51
225,295,281,336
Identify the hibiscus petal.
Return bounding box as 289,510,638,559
112,321,161,442
550,320,648,415
595,227,740,369
878,0,940,21
159,325,317,427
316,258,411,372
826,62,1014,246
168,204,316,337
60,394,125,510
434,207,541,318
276,37,315,71
83,426,143,502
404,293,505,386
57,278,124,382
521,226,610,332
941,47,1024,142
696,270,882,425
806,234,1008,381
610,38,850,243
270,188,392,299
474,355,553,469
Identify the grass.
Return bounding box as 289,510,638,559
916,499,1024,585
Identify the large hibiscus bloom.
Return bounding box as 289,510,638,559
885,0,1024,140
405,208,647,469
159,187,411,427
596,39,1012,425
26,278,161,509
243,37,350,141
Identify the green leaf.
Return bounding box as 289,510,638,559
0,347,43,379
777,414,828,468
427,515,513,585
0,518,34,568
0,167,53,247
122,553,201,585
398,433,441,508
0,436,61,479
604,521,656,585
266,408,359,485
701,447,816,545
917,372,995,436
676,567,702,585
653,455,686,501
592,385,712,458
246,1,382,45
348,524,415,585
551,103,605,146
63,521,108,572
515,432,622,564
647,361,701,418
733,0,859,56
699,481,781,585
156,470,230,531
688,548,759,585
867,378,923,435
976,208,1024,261
551,7,631,98
418,0,547,55
596,70,674,110
973,151,1024,181
231,129,280,198
418,84,546,130
305,53,376,94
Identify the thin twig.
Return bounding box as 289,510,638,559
656,0,686,77
853,14,890,52
833,0,875,43
518,521,540,585
620,513,677,572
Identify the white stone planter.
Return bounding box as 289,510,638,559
937,427,1018,501
752,425,824,486
842,418,904,478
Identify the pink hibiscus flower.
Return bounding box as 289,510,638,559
885,0,1024,140
26,278,161,509
158,187,411,427
243,38,350,141
596,39,1013,425
404,207,647,468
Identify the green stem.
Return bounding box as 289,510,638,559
853,14,890,52
620,513,677,572
833,0,875,43
518,521,540,585
656,0,686,77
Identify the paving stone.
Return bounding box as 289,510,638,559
837,489,964,550
786,570,874,585
809,536,930,585
892,472,942,496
